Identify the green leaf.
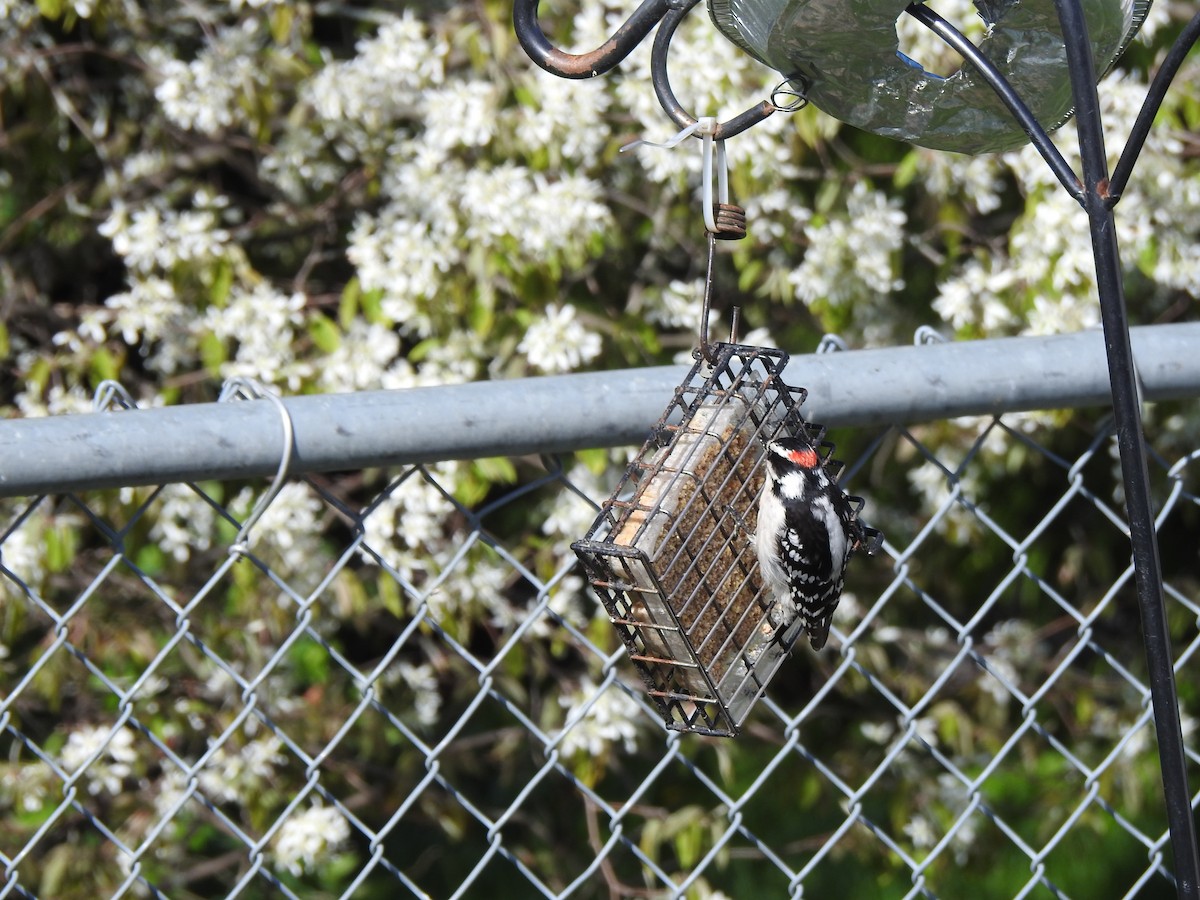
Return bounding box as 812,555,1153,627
814,179,841,216
454,470,489,507
378,572,404,618
44,524,77,573
470,291,495,337
26,356,51,393
407,337,435,363
673,820,703,869
308,313,341,353
37,0,65,19
290,639,330,686
361,287,385,325
135,543,167,577
339,278,361,329
474,456,518,484
894,151,920,190
793,103,841,148
640,817,663,863
738,258,764,293
39,844,71,897
270,3,294,44
89,346,120,384
333,568,368,617
575,447,609,475
199,331,227,375
513,84,537,107
209,259,235,307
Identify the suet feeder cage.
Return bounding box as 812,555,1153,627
572,343,876,736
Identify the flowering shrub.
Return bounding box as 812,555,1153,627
3,1,1197,413
2,0,1199,895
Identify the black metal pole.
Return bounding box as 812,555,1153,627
1054,0,1200,894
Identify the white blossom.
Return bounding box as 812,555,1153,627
791,183,906,309
105,277,198,373
347,213,455,335
272,803,351,877
318,321,401,393
421,80,500,151
389,661,441,727
196,737,287,805
518,304,602,373
150,484,216,563
100,196,233,274
230,482,326,585
456,166,610,265
304,13,445,132
906,458,979,542
61,725,137,796
932,257,1017,332
541,464,608,549
911,715,940,750
512,72,612,168
860,721,894,745
361,474,457,581
917,150,1006,214
1,763,52,814
148,24,264,135
414,546,514,626
614,9,776,186
645,279,703,331
558,678,643,757
15,382,94,418
902,813,938,849
978,619,1038,705
894,0,984,79
205,284,312,390
0,512,46,589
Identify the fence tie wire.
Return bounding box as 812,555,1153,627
219,377,296,560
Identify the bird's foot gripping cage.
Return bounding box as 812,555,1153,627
572,343,879,736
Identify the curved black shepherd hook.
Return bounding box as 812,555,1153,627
650,0,777,140
512,0,671,79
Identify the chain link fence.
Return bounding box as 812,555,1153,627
3,329,1200,899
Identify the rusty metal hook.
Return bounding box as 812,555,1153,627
698,232,718,363
512,0,672,79
698,233,745,363
514,0,783,140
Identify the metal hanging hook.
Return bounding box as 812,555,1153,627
650,0,777,141
698,232,718,363
512,0,672,79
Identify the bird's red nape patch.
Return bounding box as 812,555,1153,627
789,447,820,469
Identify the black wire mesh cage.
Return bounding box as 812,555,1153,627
572,343,876,736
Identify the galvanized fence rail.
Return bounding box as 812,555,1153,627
2,324,1200,898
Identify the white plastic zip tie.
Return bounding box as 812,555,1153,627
619,116,714,152
621,117,728,234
